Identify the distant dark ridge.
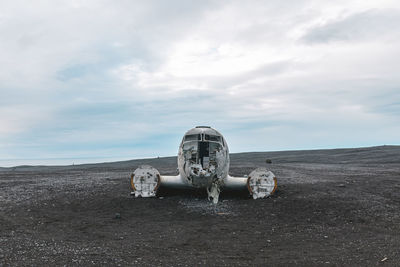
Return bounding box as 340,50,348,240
230,145,400,166
0,145,399,172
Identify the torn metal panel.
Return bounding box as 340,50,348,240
207,180,221,204
131,165,160,197
247,168,277,199
129,126,277,204
176,127,230,203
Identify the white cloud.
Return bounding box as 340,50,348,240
0,0,399,164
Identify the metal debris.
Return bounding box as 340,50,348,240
129,126,278,203
247,168,277,199
130,165,160,197
207,180,221,204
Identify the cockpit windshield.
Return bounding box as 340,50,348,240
204,134,221,142
184,134,201,142
183,133,223,145
182,132,225,168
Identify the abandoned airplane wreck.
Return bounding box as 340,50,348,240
130,126,277,203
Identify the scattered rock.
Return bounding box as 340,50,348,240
265,159,272,164
114,213,121,219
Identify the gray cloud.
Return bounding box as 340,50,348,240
1,1,400,164
302,9,400,43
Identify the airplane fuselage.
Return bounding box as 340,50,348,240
177,126,229,189
130,126,277,203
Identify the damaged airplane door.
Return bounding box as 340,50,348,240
130,126,277,203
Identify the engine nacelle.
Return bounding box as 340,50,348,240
130,165,160,197
247,168,277,199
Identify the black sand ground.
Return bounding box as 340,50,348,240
1,145,399,266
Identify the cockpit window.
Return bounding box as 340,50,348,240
184,134,201,142
204,134,221,142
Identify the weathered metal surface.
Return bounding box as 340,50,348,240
224,175,248,190
131,165,160,197
159,175,190,189
176,127,230,203
247,168,277,199
207,180,222,204
129,126,277,203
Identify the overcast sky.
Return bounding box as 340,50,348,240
1,0,399,166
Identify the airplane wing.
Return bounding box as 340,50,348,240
160,175,191,189
131,165,277,200
223,175,248,190
223,168,277,199
130,165,191,197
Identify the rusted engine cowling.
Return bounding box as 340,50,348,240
247,168,277,199
130,165,161,197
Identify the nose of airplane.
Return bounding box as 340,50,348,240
188,163,216,188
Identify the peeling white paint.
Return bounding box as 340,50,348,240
131,165,160,197
247,168,277,199
129,126,277,203
207,181,221,204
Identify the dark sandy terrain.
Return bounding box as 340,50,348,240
1,145,400,266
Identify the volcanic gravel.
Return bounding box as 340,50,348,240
1,145,400,266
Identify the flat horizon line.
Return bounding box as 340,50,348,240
1,144,399,168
